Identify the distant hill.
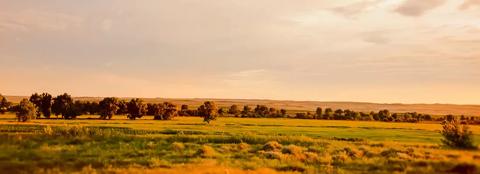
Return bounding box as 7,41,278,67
5,96,480,116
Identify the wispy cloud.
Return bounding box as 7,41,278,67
459,0,480,10
394,0,445,17
330,0,382,17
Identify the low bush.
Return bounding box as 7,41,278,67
441,119,476,149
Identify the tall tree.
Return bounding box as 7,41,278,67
116,100,128,115
241,105,252,117
0,94,10,114
39,93,52,118
228,105,240,117
29,93,42,117
323,108,333,120
161,102,178,120
199,101,218,123
127,98,147,120
16,99,36,122
179,104,189,116
52,93,73,118
315,107,322,119
99,97,119,120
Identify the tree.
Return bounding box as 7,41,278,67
315,107,322,119
441,119,476,149
29,93,42,117
323,108,333,119
218,108,225,116
84,101,99,115
16,99,36,122
0,94,11,114
228,105,240,117
254,105,270,117
334,109,344,120
99,97,119,120
52,93,73,119
280,109,287,117
116,100,128,115
127,98,147,120
64,101,82,119
199,101,218,123
378,109,391,121
39,93,52,118
179,104,189,116
161,102,178,120
151,103,164,120
152,102,177,120
241,105,252,117
268,108,277,117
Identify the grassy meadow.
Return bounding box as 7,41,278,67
1,114,479,174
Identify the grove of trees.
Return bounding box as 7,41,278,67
1,92,478,125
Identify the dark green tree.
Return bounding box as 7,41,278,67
99,97,119,120
126,98,147,120
161,102,178,120
116,100,128,115
315,107,322,119
52,93,74,119
39,93,52,118
179,104,189,116
323,108,333,119
241,105,252,117
29,93,42,117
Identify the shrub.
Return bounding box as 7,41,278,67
16,99,37,122
237,142,250,151
197,145,216,158
263,141,282,151
171,142,185,152
441,119,476,149
282,145,303,155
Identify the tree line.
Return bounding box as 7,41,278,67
1,93,479,124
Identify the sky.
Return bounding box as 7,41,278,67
1,0,480,104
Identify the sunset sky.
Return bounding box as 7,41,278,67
1,0,479,104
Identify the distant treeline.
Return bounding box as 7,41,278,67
1,93,479,124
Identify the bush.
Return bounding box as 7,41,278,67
263,141,282,151
441,119,476,149
16,99,36,122
197,145,216,158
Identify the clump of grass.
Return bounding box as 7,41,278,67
196,145,216,158
43,126,53,136
262,151,284,160
332,151,350,164
237,142,250,151
380,148,400,158
148,157,171,168
171,142,185,152
282,145,303,155
263,141,282,151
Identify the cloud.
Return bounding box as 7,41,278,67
361,31,390,44
0,9,83,32
330,0,382,17
459,0,480,10
394,0,445,17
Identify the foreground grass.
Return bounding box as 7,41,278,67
0,114,479,173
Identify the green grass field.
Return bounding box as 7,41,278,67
1,114,479,173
